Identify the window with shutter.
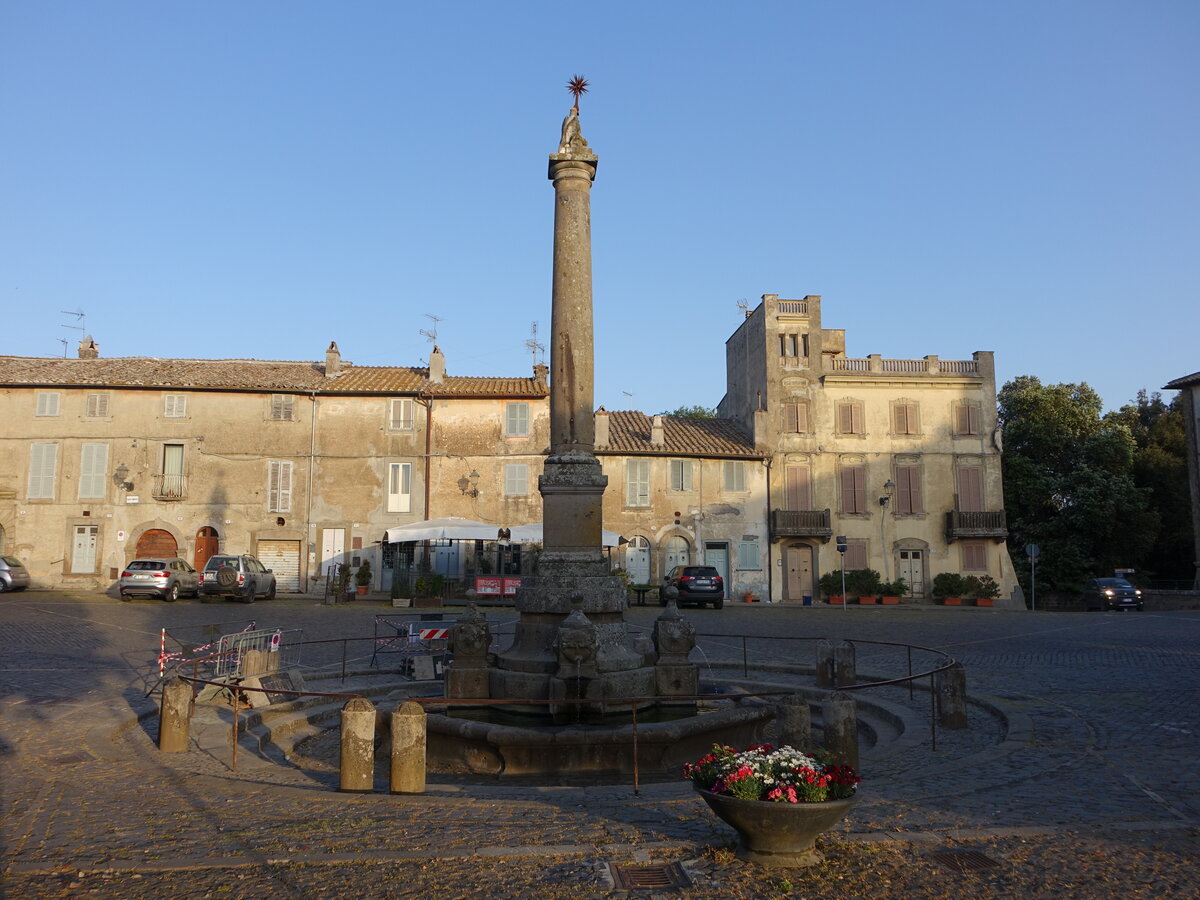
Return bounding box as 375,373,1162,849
164,394,187,418
35,392,61,417
625,460,650,507
837,402,863,434
268,460,293,512
669,459,693,492
270,394,295,421
79,443,108,499
389,398,415,430
505,402,529,437
893,402,919,435
737,541,760,569
504,464,529,496
782,402,809,434
85,393,110,418
955,404,981,435
784,465,812,510
962,541,988,571
895,465,922,515
957,466,984,511
845,539,868,570
28,443,58,499
723,460,746,492
839,464,866,514
387,462,412,512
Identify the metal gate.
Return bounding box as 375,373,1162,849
258,540,301,592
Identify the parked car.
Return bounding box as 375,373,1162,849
119,558,199,602
199,554,277,603
663,565,725,609
1082,577,1144,611
0,556,30,592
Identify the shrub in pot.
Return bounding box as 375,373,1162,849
931,572,969,605
965,574,1001,606
879,578,907,603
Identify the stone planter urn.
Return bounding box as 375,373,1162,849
695,787,858,867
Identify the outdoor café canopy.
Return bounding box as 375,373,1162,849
384,517,623,547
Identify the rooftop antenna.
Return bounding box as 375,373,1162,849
58,338,68,358
60,308,86,333
736,298,750,318
419,313,442,345
524,321,545,365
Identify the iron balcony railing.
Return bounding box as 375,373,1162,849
152,473,187,501
945,509,1007,541
771,508,833,539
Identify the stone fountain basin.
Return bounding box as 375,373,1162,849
425,702,774,779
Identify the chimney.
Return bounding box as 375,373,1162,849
650,414,665,446
533,362,548,382
594,407,610,448
429,345,446,384
325,341,341,377
78,336,98,359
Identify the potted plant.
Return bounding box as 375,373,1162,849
355,561,372,596
932,572,968,605
846,568,883,605
879,578,907,605
818,570,846,605
684,743,861,867
966,574,1001,607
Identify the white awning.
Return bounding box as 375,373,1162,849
384,517,503,543
505,523,624,547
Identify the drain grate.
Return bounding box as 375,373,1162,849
925,849,1002,873
609,862,691,891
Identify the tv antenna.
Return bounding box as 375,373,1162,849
419,313,442,345
58,338,69,358
524,321,544,365
60,308,86,333
736,298,750,318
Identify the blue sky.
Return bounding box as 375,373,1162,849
2,1,1196,415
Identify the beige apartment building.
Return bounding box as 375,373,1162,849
719,294,1018,604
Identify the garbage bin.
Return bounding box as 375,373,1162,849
802,595,813,606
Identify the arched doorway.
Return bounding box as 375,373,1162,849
194,527,219,571
784,542,815,603
136,529,178,559
664,535,691,573
624,536,650,584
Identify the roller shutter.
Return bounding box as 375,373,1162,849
257,540,301,592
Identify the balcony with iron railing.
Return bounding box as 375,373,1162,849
945,509,1007,542
152,473,187,501
771,508,832,540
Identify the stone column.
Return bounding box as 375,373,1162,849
339,697,376,793
937,662,969,729
776,694,811,753
390,701,427,794
815,639,835,688
834,641,856,687
158,677,192,753
822,691,860,771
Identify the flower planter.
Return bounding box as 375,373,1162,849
975,598,995,607
356,585,369,597
695,787,858,867
827,596,845,605
857,595,877,605
941,597,963,606
880,596,901,605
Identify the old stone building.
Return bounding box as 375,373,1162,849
719,294,1018,604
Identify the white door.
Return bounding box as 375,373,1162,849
704,542,729,586
71,525,98,574
664,536,691,574
785,544,814,603
625,536,650,584
320,529,345,581
258,540,301,592
898,550,925,598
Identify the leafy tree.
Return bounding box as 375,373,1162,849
999,376,1157,596
660,405,717,418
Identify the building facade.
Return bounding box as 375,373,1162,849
1163,370,1200,590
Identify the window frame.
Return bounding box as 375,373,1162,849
85,393,110,418
35,392,61,417
28,443,58,499
505,402,530,438
268,460,293,513
736,541,761,570
836,400,864,435
387,462,412,512
669,459,693,492
164,394,188,418
894,462,923,515
962,541,988,571
839,462,866,514
892,401,920,435
503,463,530,497
625,459,650,507
723,460,747,493
388,398,416,431
78,443,109,500
782,401,809,434
270,394,295,422
844,539,869,571
955,403,983,436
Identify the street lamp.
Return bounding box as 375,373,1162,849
112,464,133,492
457,470,480,498
879,479,895,580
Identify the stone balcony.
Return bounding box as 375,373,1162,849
827,355,980,375
771,508,833,540
945,509,1008,542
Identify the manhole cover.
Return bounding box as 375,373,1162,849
609,862,691,891
925,849,1001,873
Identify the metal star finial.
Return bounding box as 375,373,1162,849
566,74,589,111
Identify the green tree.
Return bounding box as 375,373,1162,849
999,376,1157,596
659,405,717,418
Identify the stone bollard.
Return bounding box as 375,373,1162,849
834,640,857,687
937,662,969,730
390,700,427,794
776,694,811,753
339,697,377,793
822,691,860,771
158,676,193,753
814,639,835,688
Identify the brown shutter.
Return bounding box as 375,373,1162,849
963,542,987,570
785,466,812,510
894,404,906,434
958,466,983,511
838,403,852,433
896,466,922,515
846,540,868,570
852,404,863,434
796,402,808,433
841,465,865,513
783,404,798,433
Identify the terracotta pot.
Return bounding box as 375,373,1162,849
975,598,995,607
942,597,962,606
857,596,877,605
827,596,845,605
356,585,368,596
880,596,901,605
695,787,858,867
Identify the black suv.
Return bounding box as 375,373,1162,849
1082,577,1143,611
663,565,725,609
199,554,277,603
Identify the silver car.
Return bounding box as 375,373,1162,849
119,558,199,602
0,556,30,592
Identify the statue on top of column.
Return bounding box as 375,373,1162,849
558,74,591,154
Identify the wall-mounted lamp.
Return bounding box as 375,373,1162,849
879,479,896,507
458,470,480,498
112,464,134,492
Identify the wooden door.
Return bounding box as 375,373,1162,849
194,527,219,572
784,543,814,602
136,529,177,559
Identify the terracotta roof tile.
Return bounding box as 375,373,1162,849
602,410,760,458
0,356,547,397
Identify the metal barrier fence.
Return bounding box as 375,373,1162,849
212,627,303,678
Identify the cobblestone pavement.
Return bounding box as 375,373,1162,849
2,594,1198,898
